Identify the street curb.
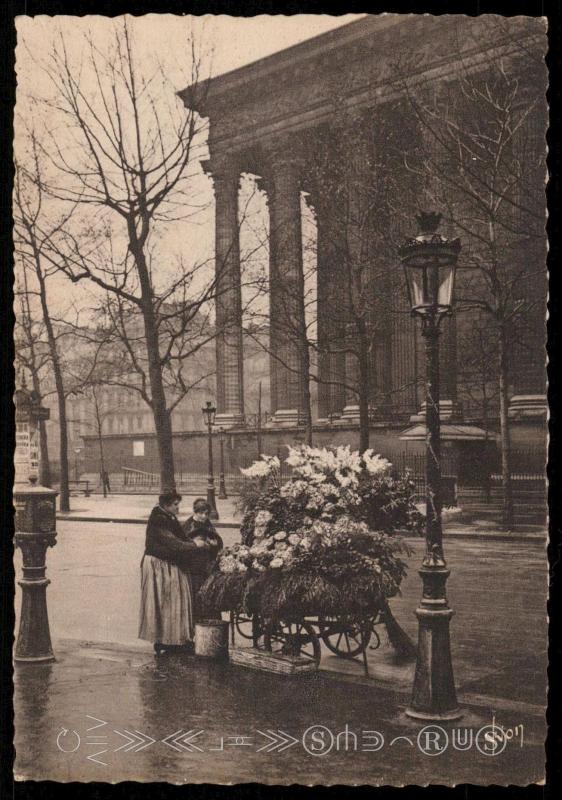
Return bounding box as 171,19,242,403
55,515,547,541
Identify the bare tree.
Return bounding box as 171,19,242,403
28,18,213,491
13,156,78,511
399,27,547,528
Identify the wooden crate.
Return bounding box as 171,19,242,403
230,647,318,675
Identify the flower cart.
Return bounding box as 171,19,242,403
198,446,423,675
230,610,384,669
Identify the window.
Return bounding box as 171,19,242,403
133,440,145,457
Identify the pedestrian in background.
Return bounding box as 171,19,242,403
102,470,111,495
138,491,209,655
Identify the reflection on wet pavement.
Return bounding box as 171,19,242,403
14,642,545,785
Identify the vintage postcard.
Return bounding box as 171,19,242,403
12,12,549,786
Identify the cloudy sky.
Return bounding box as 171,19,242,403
16,14,366,93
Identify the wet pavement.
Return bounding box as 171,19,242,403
14,522,548,706
14,640,545,785
13,521,548,784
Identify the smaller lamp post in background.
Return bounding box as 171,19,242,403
74,447,82,481
218,427,228,500
202,400,219,520
399,211,462,721
14,377,57,663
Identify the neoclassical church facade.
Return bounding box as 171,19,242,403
178,15,547,433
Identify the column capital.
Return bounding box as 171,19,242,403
202,156,241,186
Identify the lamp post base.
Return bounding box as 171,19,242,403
206,485,219,520
405,567,462,722
15,581,56,663
15,532,57,664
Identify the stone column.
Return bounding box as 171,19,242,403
342,330,360,421
314,195,346,420
266,146,307,425
341,121,368,421
207,159,245,427
440,315,459,417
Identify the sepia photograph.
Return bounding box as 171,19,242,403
10,10,550,786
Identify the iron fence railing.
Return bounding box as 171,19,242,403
120,446,545,505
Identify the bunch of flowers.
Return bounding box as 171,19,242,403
239,454,281,481
219,517,408,584
207,514,411,616
238,444,423,545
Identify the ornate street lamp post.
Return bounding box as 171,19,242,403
202,401,219,520
14,378,57,663
399,211,462,721
217,427,228,500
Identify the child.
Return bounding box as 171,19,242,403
182,499,223,620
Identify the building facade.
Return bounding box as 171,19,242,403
178,14,547,436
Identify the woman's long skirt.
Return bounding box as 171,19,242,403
138,555,194,645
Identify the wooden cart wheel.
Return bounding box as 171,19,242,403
318,615,372,658
263,620,321,666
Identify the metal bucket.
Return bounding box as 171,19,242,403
194,619,229,659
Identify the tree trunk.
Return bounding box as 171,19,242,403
143,306,176,491
357,338,371,453
256,382,262,458
498,329,514,531
481,387,491,504
34,256,70,511
93,396,107,498
300,339,314,447
131,231,176,492
56,381,70,512
98,431,107,497
294,224,313,447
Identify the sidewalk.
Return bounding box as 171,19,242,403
14,636,546,785
56,493,547,541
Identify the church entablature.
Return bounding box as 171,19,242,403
179,15,542,157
